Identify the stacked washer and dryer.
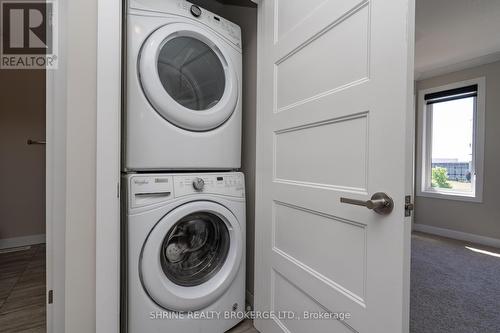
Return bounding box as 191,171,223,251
122,1,245,332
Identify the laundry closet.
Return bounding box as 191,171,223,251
120,0,258,332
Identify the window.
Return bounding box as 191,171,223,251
417,78,485,202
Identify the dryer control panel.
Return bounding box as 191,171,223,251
177,1,242,49
129,0,242,50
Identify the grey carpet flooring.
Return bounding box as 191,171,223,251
410,232,500,333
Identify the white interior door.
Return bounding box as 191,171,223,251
254,0,415,332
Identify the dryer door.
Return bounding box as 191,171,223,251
140,201,243,312
139,23,239,131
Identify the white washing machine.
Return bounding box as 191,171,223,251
124,0,243,171
122,172,245,333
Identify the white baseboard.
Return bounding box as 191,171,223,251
0,234,46,250
413,224,500,248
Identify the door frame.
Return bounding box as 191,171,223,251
95,0,122,332
47,0,122,331
46,0,67,330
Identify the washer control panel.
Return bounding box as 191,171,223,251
177,0,242,49
174,173,244,198
128,173,244,208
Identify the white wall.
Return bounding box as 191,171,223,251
415,61,500,241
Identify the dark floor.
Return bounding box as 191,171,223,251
0,243,259,333
0,244,46,333
411,232,500,333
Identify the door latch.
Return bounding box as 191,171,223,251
48,290,54,304
405,195,414,217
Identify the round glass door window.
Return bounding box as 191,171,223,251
160,212,230,287
157,36,226,111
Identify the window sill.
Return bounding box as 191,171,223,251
417,189,482,203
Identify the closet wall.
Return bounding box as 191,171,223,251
224,4,257,306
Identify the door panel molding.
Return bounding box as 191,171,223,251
271,270,361,333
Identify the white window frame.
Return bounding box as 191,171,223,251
416,77,485,203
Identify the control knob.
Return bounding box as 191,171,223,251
192,177,205,191
190,5,202,17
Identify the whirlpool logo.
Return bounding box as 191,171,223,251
1,0,58,69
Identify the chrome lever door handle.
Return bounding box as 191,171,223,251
340,192,394,215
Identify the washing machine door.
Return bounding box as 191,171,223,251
140,201,243,312
139,22,239,131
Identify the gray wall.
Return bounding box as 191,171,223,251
0,69,46,241
190,0,224,13
415,61,500,240
0,0,46,244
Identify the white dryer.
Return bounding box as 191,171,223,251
124,0,242,171
122,172,245,333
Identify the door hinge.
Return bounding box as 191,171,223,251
405,195,414,217
48,290,54,304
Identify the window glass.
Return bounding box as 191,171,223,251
430,97,474,193
157,37,226,111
